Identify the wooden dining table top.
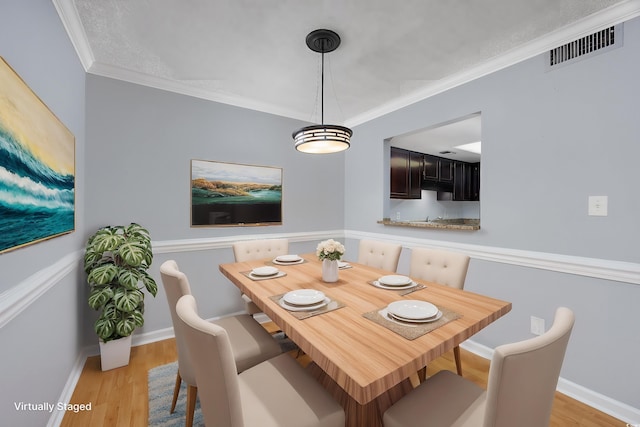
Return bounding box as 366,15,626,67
219,254,511,405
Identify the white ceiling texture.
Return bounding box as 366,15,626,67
53,0,639,156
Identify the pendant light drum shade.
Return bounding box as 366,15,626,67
293,29,352,154
292,124,352,153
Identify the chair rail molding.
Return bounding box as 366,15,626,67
3,229,637,427
0,250,82,329
344,230,640,286
3,229,638,330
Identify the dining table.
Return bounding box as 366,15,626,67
219,253,511,427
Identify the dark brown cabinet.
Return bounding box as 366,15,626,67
422,154,454,192
390,147,422,199
423,154,453,183
439,161,480,201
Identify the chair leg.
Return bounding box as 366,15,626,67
170,371,181,413
453,345,463,376
185,385,198,427
417,366,427,383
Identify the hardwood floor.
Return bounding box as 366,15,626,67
62,329,625,426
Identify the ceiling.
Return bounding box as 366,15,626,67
391,114,482,162
55,0,638,131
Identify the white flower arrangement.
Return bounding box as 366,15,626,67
316,239,345,261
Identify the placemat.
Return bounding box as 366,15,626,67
367,280,427,296
269,293,345,320
363,304,461,340
241,270,287,281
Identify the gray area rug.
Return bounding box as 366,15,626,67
147,333,297,426
147,361,204,427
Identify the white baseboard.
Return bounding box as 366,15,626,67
460,340,640,425
47,347,91,427
15,229,637,426
51,333,639,426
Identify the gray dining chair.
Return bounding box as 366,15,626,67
175,293,345,427
358,239,403,272
383,307,575,427
232,238,289,316
410,247,470,377
159,260,282,427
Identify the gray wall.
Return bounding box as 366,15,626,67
83,75,346,343
0,1,86,426
345,18,640,409
1,2,638,424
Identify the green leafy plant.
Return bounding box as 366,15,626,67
84,223,158,342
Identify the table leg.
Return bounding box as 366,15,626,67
307,363,414,427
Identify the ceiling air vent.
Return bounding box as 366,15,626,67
548,25,622,68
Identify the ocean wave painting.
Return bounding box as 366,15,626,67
0,57,75,253
191,159,282,226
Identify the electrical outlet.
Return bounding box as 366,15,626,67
530,316,545,336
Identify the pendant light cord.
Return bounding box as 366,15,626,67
320,39,325,125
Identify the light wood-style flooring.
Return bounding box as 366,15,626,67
62,326,625,427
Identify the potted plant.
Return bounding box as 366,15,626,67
84,223,158,370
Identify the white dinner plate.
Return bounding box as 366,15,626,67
387,300,439,320
283,289,326,306
275,254,302,263
279,297,330,312
372,281,417,290
389,310,443,324
251,266,279,277
378,275,412,286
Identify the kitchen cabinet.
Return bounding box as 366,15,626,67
422,154,453,183
390,147,422,199
439,161,480,201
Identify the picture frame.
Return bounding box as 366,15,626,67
191,159,282,227
0,57,75,254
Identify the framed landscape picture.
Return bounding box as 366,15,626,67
0,57,75,254
191,159,282,227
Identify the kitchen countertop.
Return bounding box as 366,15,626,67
378,218,481,230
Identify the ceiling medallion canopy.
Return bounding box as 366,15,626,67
293,29,352,154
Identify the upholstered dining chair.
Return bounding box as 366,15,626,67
410,247,470,377
383,307,575,427
232,238,289,315
159,260,282,427
175,294,345,427
357,239,403,272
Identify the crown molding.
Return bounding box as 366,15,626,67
52,0,94,71
54,0,640,126
346,0,640,127
86,62,311,122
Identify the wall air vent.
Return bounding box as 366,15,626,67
548,25,622,68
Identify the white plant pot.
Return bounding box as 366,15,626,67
99,335,132,371
322,259,339,283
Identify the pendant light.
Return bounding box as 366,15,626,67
293,29,352,154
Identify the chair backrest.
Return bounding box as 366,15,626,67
358,239,402,272
483,307,575,427
409,247,470,289
159,260,196,385
176,294,244,427
232,238,289,262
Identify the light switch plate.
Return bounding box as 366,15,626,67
588,196,608,216
530,316,545,335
